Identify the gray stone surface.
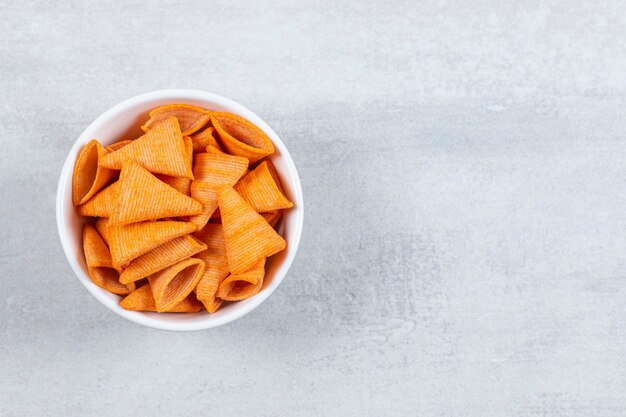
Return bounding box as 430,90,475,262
1,1,625,415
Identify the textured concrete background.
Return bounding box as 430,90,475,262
1,1,625,416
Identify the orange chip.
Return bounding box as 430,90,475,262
204,298,223,313
205,144,224,154
72,139,116,205
99,117,192,179
211,113,274,163
264,159,286,194
94,217,111,246
82,225,128,295
193,224,230,313
109,220,196,269
83,224,113,267
234,161,293,213
141,104,211,136
120,283,153,311
148,258,205,312
126,281,137,293
189,181,218,231
170,291,204,312
110,160,202,225
193,151,248,185
183,135,194,170
188,151,247,231
105,139,133,152
154,175,191,196
217,258,265,301
119,235,206,285
261,210,282,228
191,127,221,153
120,283,203,312
77,182,119,217
163,135,195,197
218,187,286,273
153,135,194,196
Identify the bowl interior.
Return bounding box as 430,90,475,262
56,90,303,330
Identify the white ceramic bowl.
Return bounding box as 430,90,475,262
56,89,304,331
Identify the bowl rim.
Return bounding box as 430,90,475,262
56,89,304,331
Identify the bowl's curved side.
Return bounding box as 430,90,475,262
56,89,304,331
